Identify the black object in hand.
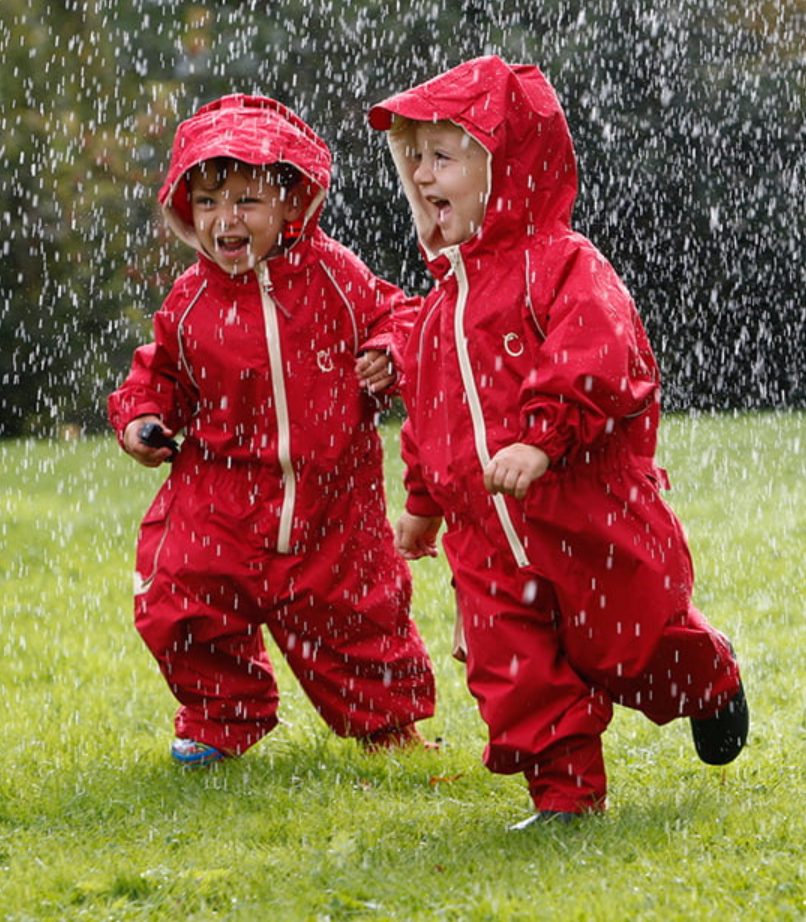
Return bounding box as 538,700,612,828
138,422,179,460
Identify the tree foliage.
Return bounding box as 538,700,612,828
1,0,803,435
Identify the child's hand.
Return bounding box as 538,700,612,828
123,416,176,468
484,443,550,500
356,349,396,393
395,512,443,560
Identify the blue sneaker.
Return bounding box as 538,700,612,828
170,738,226,766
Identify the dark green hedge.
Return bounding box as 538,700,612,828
1,0,803,435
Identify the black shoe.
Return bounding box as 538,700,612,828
509,810,579,830
690,683,749,765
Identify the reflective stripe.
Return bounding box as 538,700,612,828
177,280,207,388
448,250,531,568
134,512,171,595
523,251,547,341
319,261,359,352
258,264,295,554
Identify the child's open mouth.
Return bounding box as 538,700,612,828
216,236,250,258
427,197,451,224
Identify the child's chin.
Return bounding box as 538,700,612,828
421,226,449,254
213,255,251,275
219,260,250,276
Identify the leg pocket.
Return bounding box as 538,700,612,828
134,490,174,596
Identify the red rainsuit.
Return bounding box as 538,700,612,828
369,57,741,812
108,95,435,755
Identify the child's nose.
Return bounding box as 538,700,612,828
216,205,241,227
413,161,433,184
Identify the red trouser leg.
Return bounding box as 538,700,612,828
523,735,609,815
590,605,741,725
550,496,741,726
263,523,436,738
134,478,281,756
133,455,435,754
449,542,612,814
135,568,281,757
170,617,280,755
521,459,742,727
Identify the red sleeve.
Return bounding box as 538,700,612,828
325,239,422,392
107,292,199,445
401,418,444,517
360,277,422,373
518,242,659,462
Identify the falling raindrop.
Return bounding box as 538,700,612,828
2,1,802,438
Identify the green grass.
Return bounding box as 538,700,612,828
1,411,804,920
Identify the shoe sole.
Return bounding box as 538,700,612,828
170,746,226,767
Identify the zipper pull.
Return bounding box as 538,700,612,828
257,261,273,294
444,245,462,277
257,262,292,319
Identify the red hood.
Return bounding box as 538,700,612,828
368,56,578,267
159,94,332,252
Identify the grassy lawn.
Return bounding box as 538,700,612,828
0,411,804,920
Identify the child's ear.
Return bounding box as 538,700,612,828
286,179,316,221
286,196,305,221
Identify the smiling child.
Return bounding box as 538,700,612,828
369,57,748,824
109,95,436,765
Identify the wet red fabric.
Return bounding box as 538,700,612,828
109,95,435,754
370,57,741,812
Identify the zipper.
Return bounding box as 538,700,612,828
447,249,531,568
258,263,295,554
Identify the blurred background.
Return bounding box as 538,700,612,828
1,0,803,436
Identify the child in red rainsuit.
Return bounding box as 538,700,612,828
368,56,748,823
109,95,436,766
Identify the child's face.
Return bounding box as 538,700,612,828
409,121,489,248
189,162,301,274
